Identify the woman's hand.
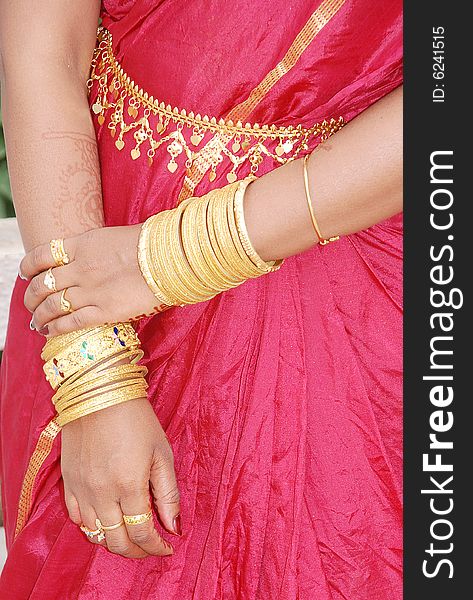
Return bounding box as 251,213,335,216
20,225,162,336
63,396,181,558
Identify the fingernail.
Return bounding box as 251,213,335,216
38,325,49,336
29,318,36,331
18,270,27,281
172,514,182,536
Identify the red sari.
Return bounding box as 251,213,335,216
0,1,403,598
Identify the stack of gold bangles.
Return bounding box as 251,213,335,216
42,322,147,427
137,177,283,308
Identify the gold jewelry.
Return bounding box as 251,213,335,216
233,178,283,272
101,519,124,532
56,381,147,426
123,510,153,526
80,523,105,542
43,268,57,292
49,239,70,267
42,323,141,389
88,27,344,179
60,288,73,313
54,373,148,414
302,154,339,245
138,216,174,308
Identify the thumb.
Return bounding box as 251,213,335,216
149,449,182,537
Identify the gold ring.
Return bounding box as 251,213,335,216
80,522,105,543
50,238,70,267
123,510,153,526
43,267,57,292
60,288,73,313
101,519,125,531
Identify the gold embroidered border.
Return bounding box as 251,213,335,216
178,0,346,201
14,419,61,539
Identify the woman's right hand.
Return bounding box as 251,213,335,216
61,396,181,558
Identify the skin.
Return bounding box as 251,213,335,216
0,0,178,559
1,0,402,560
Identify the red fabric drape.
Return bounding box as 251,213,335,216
0,1,403,598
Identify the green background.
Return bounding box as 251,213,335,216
0,112,13,217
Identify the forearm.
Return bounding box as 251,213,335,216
245,85,403,260
0,1,102,252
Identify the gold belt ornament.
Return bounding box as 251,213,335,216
87,27,344,183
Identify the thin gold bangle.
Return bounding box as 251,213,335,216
302,154,339,245
56,383,148,426
138,217,174,306
233,178,283,273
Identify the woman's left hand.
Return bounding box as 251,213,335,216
20,225,164,336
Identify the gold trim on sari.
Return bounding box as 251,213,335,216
178,0,346,200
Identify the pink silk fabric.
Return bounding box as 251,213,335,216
0,1,403,598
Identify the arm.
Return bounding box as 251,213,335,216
245,85,402,260
20,84,402,337
0,1,180,557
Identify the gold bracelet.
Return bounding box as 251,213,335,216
233,178,283,273
55,379,144,414
41,327,104,362
225,182,264,278
182,195,235,291
56,383,147,427
148,211,183,306
163,205,205,304
52,362,147,406
215,183,260,280
55,375,148,414
138,217,174,307
43,323,141,389
302,154,339,245
168,199,215,299
205,190,242,285
194,194,237,292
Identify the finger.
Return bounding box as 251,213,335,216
95,501,148,559
20,237,76,280
24,264,77,313
46,306,106,337
120,494,174,556
150,448,182,537
31,287,87,330
77,503,107,547
64,489,82,525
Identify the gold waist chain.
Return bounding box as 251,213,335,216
87,27,344,183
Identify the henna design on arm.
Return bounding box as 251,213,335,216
41,131,104,236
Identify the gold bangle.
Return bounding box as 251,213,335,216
43,323,141,389
302,154,339,245
206,190,242,285
52,363,147,407
53,348,145,398
41,327,103,361
56,382,147,427
163,205,204,304
148,211,182,306
215,183,260,280
194,195,235,292
225,183,264,278
182,195,233,291
54,372,148,414
138,217,174,307
233,178,283,273
169,199,214,299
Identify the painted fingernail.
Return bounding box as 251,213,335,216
18,270,27,281
29,318,36,331
38,325,49,336
172,514,182,536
